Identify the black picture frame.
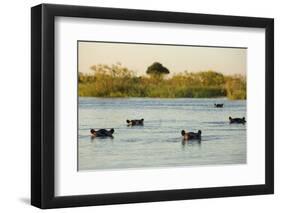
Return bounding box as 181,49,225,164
31,3,274,209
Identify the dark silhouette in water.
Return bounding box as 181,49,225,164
90,128,114,138
181,130,202,141
126,119,144,126
214,103,224,108
229,116,246,124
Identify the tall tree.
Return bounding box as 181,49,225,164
146,62,170,78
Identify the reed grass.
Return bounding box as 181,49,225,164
79,64,246,99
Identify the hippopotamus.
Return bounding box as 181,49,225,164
229,116,246,124
181,130,202,140
126,119,144,126
214,103,224,108
90,128,114,137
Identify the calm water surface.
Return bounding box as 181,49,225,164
78,98,246,171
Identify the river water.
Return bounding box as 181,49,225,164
78,97,246,171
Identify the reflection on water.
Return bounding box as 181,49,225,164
181,139,201,150
91,135,114,141
79,97,246,171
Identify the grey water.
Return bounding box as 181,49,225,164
78,97,246,171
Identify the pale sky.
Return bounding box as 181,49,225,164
78,41,247,76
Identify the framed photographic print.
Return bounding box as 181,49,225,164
31,3,274,209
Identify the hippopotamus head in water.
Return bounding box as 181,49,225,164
214,103,224,108
126,119,144,126
229,116,246,124
181,130,202,140
90,128,114,138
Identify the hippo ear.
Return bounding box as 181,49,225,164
110,128,114,134
229,116,232,120
242,117,245,120
126,120,130,123
141,118,144,121
198,130,202,135
181,130,185,136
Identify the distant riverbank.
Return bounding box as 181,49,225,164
79,64,246,100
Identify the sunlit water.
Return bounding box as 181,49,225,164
78,97,246,171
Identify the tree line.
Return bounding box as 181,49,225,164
78,62,246,99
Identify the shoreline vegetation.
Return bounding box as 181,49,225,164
78,63,246,100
